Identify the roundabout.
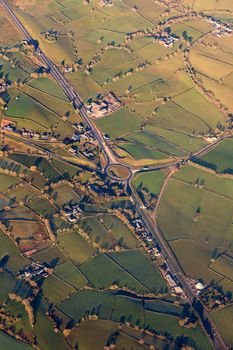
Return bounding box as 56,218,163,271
106,163,132,182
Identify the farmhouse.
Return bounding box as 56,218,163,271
155,33,179,48
86,92,122,118
100,0,113,7
18,262,49,280
0,79,11,93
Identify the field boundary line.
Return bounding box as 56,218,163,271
173,176,233,202
105,252,150,292
171,99,211,129
26,82,70,103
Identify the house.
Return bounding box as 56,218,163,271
195,280,205,291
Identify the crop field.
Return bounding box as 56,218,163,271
35,300,70,350
199,138,233,173
119,142,167,161
0,8,22,44
79,253,146,292
54,261,87,289
158,165,233,283
69,320,117,350
170,239,222,283
31,245,67,266
108,250,166,293
101,214,139,249
28,198,58,217
0,59,75,139
5,299,33,338
125,131,186,157
0,271,16,304
0,173,19,192
78,216,115,249
58,230,96,265
58,289,212,349
211,304,233,348
115,333,149,350
209,254,233,281
8,0,229,163
0,237,29,274
0,331,33,350
20,84,74,117
133,170,167,196
193,0,233,11
42,274,75,304
51,184,81,207
96,108,141,140
28,77,69,101
172,88,224,129
58,290,115,321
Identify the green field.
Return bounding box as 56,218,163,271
158,165,233,283
125,131,187,157
108,250,166,293
101,214,139,249
58,290,212,349
54,261,87,289
0,271,16,304
31,245,67,266
69,320,117,350
200,138,233,173
58,290,115,321
42,274,75,304
79,253,146,292
0,237,29,274
119,142,167,160
209,254,233,281
58,231,96,265
96,109,141,139
133,170,167,196
35,300,70,350
212,304,233,348
0,331,33,350
78,216,115,249
28,77,69,101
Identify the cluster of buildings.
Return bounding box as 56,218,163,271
3,122,56,141
155,33,179,48
69,144,97,159
128,211,185,296
100,0,113,7
86,92,122,118
18,262,49,280
165,272,184,296
68,123,95,143
0,79,11,93
41,30,58,43
205,16,232,37
199,284,230,310
63,203,83,223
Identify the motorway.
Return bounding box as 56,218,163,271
0,1,229,348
